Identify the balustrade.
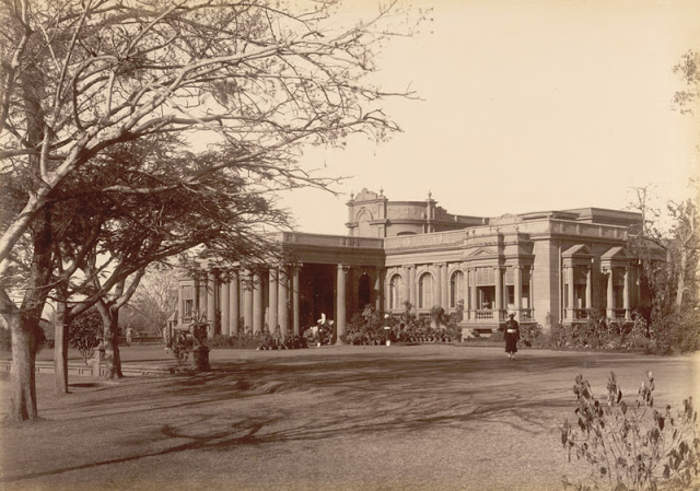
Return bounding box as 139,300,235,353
519,308,534,321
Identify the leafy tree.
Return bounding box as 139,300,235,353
0,0,418,421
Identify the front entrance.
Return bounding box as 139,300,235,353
358,273,371,310
299,264,335,331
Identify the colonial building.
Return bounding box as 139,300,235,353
175,188,644,340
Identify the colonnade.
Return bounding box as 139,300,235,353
177,263,379,343
563,265,631,321
176,265,302,339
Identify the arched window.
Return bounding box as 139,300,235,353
450,270,464,308
389,274,402,310
418,272,433,309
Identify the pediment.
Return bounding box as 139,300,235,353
469,247,497,257
562,244,591,258
601,246,627,260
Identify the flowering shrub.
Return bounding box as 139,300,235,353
561,371,699,490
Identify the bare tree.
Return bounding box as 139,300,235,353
0,0,418,421
129,266,178,336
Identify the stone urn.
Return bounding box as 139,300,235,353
191,346,210,371
188,319,210,371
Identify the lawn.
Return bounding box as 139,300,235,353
0,344,697,490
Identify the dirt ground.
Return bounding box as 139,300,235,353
0,344,698,490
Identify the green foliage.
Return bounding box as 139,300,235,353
561,371,700,490
69,309,103,365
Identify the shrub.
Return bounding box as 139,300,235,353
649,308,700,355
168,329,194,364
342,306,387,345
257,333,308,350
342,304,461,345
545,317,655,353
69,309,103,365
519,322,544,348
206,332,264,349
561,371,699,490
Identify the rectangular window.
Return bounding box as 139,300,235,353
184,299,194,318
506,285,515,307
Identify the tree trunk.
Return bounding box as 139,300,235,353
9,314,38,422
675,246,687,310
96,303,123,379
54,302,69,394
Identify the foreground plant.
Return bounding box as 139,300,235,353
561,371,699,490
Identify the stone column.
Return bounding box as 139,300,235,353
336,264,348,344
606,268,614,319
198,272,208,319
292,265,300,336
442,263,449,308
585,267,592,312
567,266,575,321
434,264,442,309
404,266,412,309
207,270,216,336
269,268,279,336
243,269,253,332
515,266,523,321
222,280,230,335
229,270,239,334
623,266,630,320
374,268,384,315
177,282,183,328
528,267,534,313
494,266,503,321
194,273,201,314
252,269,263,334
410,266,417,308
278,266,289,337
470,269,477,320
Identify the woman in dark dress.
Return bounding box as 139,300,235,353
504,313,520,360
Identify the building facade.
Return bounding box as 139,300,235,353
175,189,644,340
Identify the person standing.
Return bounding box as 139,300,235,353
503,313,520,360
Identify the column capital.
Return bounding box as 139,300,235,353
337,263,350,272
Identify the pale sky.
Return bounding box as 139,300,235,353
279,0,700,235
